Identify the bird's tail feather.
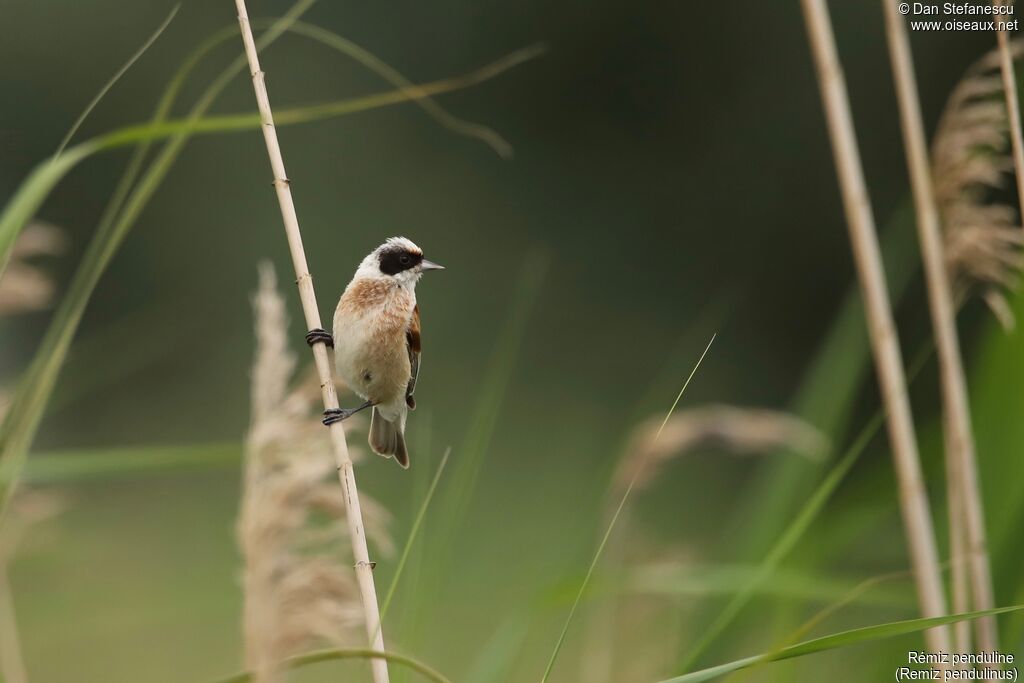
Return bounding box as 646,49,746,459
369,407,410,469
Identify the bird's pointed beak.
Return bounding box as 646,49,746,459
420,259,445,271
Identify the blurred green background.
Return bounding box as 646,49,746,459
1,1,1022,681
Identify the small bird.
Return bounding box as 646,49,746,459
305,237,443,469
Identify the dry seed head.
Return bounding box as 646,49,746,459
0,222,65,316
613,405,827,494
933,40,1024,328
0,488,67,562
240,263,391,682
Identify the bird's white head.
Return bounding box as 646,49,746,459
355,236,445,288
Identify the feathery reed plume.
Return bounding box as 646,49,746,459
241,264,392,683
882,1,998,659
0,229,66,683
232,3,391,680
800,0,951,657
584,405,825,683
933,40,1024,329
0,222,65,315
995,1,1024,223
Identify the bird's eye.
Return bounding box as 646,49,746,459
399,254,411,265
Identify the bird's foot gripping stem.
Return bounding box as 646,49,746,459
323,400,374,425
305,328,334,348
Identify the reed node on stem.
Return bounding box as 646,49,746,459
233,2,390,680
800,0,951,658
881,0,998,660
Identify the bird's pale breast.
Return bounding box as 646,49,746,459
333,278,415,407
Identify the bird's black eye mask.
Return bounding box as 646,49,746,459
379,248,423,275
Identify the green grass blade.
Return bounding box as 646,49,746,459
0,4,541,521
675,341,935,672
262,20,531,158
52,5,180,160
466,612,532,683
732,205,919,552
432,253,548,559
657,605,1024,683
540,334,716,683
397,253,547,666
381,447,452,620
89,44,544,151
675,415,875,673
214,647,454,683
0,40,539,293
0,144,96,278
0,0,318,522
22,442,240,484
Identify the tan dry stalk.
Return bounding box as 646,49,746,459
232,3,389,681
996,0,1024,220
881,0,998,658
800,0,951,657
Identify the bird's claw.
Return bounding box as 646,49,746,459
323,408,357,425
323,400,374,425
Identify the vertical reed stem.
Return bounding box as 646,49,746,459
800,0,951,658
233,3,389,681
881,0,999,660
996,0,1024,220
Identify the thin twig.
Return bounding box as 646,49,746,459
881,0,998,659
996,0,1024,220
233,3,389,682
800,0,951,658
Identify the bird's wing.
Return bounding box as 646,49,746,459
405,304,421,409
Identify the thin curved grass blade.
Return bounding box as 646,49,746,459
657,605,1024,683
0,145,96,279
0,38,539,521
52,4,180,160
539,334,716,683
0,0,319,523
676,341,935,672
214,647,453,683
381,447,452,620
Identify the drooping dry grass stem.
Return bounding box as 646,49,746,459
995,0,1024,220
881,0,999,658
800,0,951,657
232,3,389,682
